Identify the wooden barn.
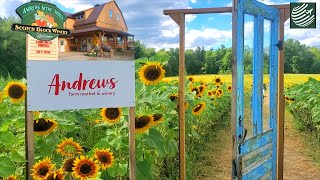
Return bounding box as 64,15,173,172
58,0,134,53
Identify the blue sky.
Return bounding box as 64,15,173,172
1,0,319,50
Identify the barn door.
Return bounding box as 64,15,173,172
232,0,279,179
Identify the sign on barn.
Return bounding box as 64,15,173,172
27,60,135,111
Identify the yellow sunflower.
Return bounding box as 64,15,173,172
34,111,40,118
192,103,206,116
34,118,58,136
188,76,194,82
31,157,55,180
214,77,221,85
207,91,212,96
100,108,122,124
191,87,201,98
139,62,165,85
56,138,82,157
188,82,194,91
169,94,178,101
94,148,114,170
46,169,64,180
217,89,223,96
151,114,164,125
3,81,26,103
6,175,18,180
135,115,153,133
63,158,76,173
72,156,100,180
198,85,206,97
227,85,232,92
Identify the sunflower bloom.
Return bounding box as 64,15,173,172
46,168,64,180
139,62,165,85
3,81,26,103
151,114,164,125
94,148,114,170
198,85,206,97
227,85,232,92
192,103,206,116
63,158,76,173
214,77,221,85
56,138,82,157
188,77,194,82
100,108,122,124
34,118,58,136
135,115,153,133
72,156,100,180
31,157,55,180
169,94,178,101
6,175,18,180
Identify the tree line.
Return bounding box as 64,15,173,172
135,39,320,76
0,17,319,79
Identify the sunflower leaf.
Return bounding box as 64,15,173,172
0,131,15,146
0,156,15,177
9,150,26,162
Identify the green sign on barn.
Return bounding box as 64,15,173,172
14,1,69,40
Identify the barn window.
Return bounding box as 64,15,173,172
76,13,84,20
117,36,123,44
109,10,113,18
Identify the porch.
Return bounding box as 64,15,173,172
58,51,134,60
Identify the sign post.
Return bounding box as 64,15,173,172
14,1,136,179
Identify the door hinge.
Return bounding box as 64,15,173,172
275,40,283,50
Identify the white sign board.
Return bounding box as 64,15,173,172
27,34,59,60
27,60,135,111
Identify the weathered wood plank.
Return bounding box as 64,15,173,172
277,9,285,180
243,0,278,20
270,12,279,180
252,15,264,136
129,107,136,180
242,158,273,180
241,129,272,155
178,13,186,180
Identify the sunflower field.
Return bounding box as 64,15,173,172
1,61,319,180
285,77,320,139
0,60,232,180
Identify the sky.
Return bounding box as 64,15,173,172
0,0,319,50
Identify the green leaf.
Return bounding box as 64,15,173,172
0,131,15,146
145,129,166,157
136,160,152,180
0,156,15,177
10,150,26,162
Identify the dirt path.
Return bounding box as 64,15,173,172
195,94,320,179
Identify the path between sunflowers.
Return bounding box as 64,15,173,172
195,93,320,179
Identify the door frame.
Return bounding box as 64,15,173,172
163,2,290,179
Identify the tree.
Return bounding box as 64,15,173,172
0,17,26,78
134,40,146,59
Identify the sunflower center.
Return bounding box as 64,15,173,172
34,118,53,131
80,163,92,174
153,114,163,122
64,158,75,172
8,85,24,99
194,105,203,112
215,78,221,83
105,108,120,120
47,174,61,180
169,95,178,101
144,65,161,81
192,88,199,95
199,86,204,92
38,166,49,176
99,154,110,163
135,116,150,128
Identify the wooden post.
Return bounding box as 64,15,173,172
277,8,285,180
129,107,136,180
178,13,186,180
231,0,238,179
25,35,35,180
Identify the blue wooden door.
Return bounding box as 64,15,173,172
233,0,279,179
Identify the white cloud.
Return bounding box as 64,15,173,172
185,28,232,49
190,0,197,4
186,14,196,23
